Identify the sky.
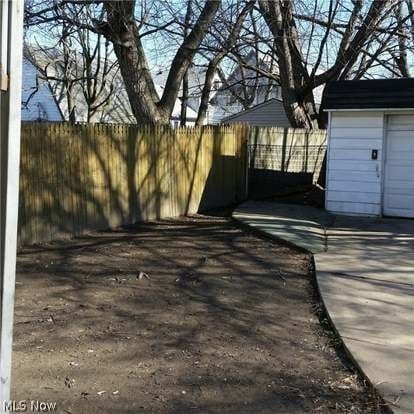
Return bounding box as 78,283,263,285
25,0,414,88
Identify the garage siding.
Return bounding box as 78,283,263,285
326,112,384,216
383,115,414,217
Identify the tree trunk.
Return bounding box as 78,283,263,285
195,1,255,126
395,1,410,77
258,0,390,129
105,2,163,123
180,70,189,126
258,0,318,129
67,89,76,123
196,58,219,126
180,0,193,126
103,1,220,125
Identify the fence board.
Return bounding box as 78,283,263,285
18,123,324,246
18,123,249,246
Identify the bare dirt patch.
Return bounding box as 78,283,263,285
12,215,385,414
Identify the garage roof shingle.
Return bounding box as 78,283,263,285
323,78,414,110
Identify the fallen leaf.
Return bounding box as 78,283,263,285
64,377,75,388
138,271,150,280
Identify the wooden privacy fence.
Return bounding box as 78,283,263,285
19,123,248,246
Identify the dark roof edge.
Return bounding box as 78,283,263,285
324,107,414,112
322,78,414,111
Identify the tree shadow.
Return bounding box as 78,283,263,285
12,217,383,413
18,122,248,247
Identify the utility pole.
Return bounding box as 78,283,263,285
0,0,24,408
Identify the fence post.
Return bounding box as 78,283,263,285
0,0,24,407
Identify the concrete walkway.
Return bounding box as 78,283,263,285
233,201,414,414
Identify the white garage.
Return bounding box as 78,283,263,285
323,79,414,218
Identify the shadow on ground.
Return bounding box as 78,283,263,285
12,215,383,414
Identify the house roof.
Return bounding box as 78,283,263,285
323,78,414,111
220,98,291,128
220,98,283,122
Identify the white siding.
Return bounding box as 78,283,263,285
21,59,63,122
326,111,384,216
383,114,414,217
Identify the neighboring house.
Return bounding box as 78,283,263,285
323,78,414,218
212,54,326,126
152,66,207,125
153,52,282,125
51,74,198,126
23,46,198,126
220,98,291,127
21,58,63,122
208,52,282,124
22,45,317,127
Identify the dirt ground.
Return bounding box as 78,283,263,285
12,214,386,414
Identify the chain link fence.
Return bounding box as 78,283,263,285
247,127,327,198
249,143,326,176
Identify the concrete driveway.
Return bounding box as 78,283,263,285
233,201,414,414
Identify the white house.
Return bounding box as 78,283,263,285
207,53,282,124
154,52,282,125
323,78,414,218
211,55,323,126
21,58,63,122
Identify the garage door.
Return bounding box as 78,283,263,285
384,115,414,217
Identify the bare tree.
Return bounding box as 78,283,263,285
25,0,413,127
25,2,119,123
101,1,221,124
257,0,410,128
77,28,119,122
180,0,193,126
394,0,413,77
60,22,77,122
195,1,256,125
25,20,79,122
26,0,221,125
